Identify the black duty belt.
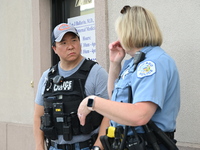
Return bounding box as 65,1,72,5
164,131,174,139
139,131,174,139
138,131,175,146
50,138,92,150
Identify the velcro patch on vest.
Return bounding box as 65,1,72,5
53,80,74,92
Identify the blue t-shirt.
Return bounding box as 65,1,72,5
110,46,180,134
35,58,109,144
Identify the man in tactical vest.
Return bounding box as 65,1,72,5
34,23,109,150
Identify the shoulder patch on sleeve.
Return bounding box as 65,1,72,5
137,61,156,78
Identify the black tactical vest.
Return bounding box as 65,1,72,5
40,59,103,141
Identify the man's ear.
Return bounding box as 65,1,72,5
52,45,57,53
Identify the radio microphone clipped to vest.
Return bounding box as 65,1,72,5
53,75,64,85
133,51,145,71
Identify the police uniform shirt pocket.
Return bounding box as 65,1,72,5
113,67,134,103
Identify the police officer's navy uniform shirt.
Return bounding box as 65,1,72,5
110,46,180,134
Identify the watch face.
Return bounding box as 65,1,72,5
87,98,94,107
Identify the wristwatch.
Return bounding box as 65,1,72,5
87,96,96,111
92,146,101,150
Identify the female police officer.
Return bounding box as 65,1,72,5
78,5,180,150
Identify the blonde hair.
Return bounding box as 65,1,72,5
115,6,162,51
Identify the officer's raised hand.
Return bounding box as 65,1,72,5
109,40,126,64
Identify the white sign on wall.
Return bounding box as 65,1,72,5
75,0,93,7
68,13,96,61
